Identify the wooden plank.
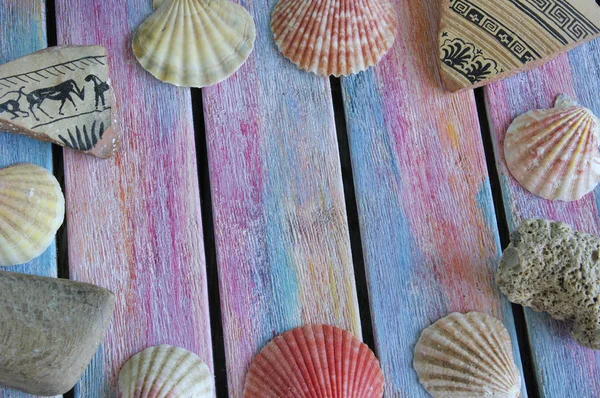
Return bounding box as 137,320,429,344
339,0,527,396
485,38,600,397
0,1,59,397
0,2,53,275
54,1,213,396
202,2,361,396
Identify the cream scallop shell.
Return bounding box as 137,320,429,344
243,324,384,397
271,0,398,77
118,345,214,397
413,312,521,398
0,163,65,267
504,94,600,202
133,0,256,88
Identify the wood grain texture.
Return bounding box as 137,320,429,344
202,1,361,396
54,1,213,396
485,38,600,397
340,0,526,396
0,1,59,397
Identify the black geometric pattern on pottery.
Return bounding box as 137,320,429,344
0,56,106,89
59,120,105,151
507,0,599,44
451,0,540,63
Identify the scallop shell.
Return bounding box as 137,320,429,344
118,345,214,398
504,94,600,202
0,163,65,267
271,0,398,77
243,324,384,398
413,312,521,398
133,0,256,88
153,0,166,8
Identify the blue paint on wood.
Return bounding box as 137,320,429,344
341,70,444,396
0,1,59,398
73,345,107,398
0,1,56,280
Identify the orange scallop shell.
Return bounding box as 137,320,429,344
243,324,384,398
271,0,398,76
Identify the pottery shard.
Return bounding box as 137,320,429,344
0,270,115,395
438,0,600,91
0,45,120,158
497,219,600,349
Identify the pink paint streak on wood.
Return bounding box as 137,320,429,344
376,46,501,313
202,1,361,396
54,0,212,396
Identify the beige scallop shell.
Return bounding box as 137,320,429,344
504,94,600,202
118,345,214,397
0,163,65,267
153,0,167,8
271,0,398,77
133,0,256,88
413,312,521,398
243,324,384,398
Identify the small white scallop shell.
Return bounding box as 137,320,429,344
118,345,214,397
504,94,600,202
413,312,521,398
0,163,65,267
271,0,398,77
132,0,256,88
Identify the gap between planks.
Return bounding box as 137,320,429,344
474,87,541,398
190,87,229,398
330,76,377,353
46,1,74,397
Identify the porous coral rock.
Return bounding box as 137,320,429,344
497,218,600,349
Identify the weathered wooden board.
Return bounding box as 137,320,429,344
340,0,527,396
201,1,361,396
0,1,59,397
485,38,600,397
54,1,213,396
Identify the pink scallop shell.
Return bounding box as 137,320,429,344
243,324,384,398
271,0,398,77
504,94,600,202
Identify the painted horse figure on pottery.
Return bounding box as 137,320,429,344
24,80,85,121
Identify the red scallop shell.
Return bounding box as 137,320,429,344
271,0,398,76
243,324,384,398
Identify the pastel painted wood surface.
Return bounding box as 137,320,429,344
0,1,58,396
485,38,600,398
202,1,361,396
54,1,213,396
340,0,526,396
